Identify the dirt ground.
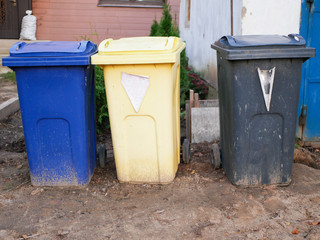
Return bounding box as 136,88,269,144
0,78,17,105
1,112,320,240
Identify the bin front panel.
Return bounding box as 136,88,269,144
218,55,303,185
103,63,180,183
16,66,96,186
37,118,74,182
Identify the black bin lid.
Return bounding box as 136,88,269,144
211,34,315,60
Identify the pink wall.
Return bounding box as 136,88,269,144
32,0,180,44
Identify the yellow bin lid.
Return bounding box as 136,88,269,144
91,37,185,65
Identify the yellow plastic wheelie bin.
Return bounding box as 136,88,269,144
91,37,185,184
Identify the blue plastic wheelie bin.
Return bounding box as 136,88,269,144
3,41,97,186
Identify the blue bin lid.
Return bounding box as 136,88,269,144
3,41,97,67
211,34,316,60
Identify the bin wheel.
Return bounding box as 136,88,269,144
210,144,221,169
99,144,107,168
182,138,190,164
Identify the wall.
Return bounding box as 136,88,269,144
179,0,231,88
32,0,180,43
179,0,302,88
240,0,301,35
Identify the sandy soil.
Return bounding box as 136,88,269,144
1,113,320,240
0,79,17,105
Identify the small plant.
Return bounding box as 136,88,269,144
77,22,99,43
150,4,179,37
0,71,16,83
186,67,209,99
77,24,109,132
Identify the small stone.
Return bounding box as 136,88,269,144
311,196,320,203
58,230,69,236
31,188,41,195
154,209,165,214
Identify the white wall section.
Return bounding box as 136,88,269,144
179,0,231,88
179,0,302,88
241,0,301,35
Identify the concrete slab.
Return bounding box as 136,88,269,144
191,107,220,143
185,99,220,143
0,97,20,121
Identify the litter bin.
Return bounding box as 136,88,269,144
2,41,97,186
91,37,185,184
211,34,315,186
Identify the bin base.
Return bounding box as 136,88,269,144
30,173,94,187
229,178,292,188
117,170,177,185
118,179,175,185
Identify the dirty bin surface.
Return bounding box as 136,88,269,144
2,41,97,186
91,37,185,184
212,34,315,186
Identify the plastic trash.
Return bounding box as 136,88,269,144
20,10,37,41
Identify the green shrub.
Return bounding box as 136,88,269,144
149,3,208,112
94,3,209,132
95,66,109,132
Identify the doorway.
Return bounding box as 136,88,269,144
0,0,32,39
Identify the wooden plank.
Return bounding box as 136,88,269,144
194,93,200,108
189,89,194,108
188,0,191,21
186,100,219,108
188,90,194,141
185,101,190,140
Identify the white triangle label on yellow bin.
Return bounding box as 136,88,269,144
121,72,150,113
257,67,276,112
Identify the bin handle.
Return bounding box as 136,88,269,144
10,42,26,54
288,34,302,42
98,39,113,52
223,36,237,47
78,41,89,52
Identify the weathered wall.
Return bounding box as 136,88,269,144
179,0,231,88
32,0,180,44
179,0,302,88
241,0,301,35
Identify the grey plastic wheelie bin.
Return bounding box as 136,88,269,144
211,34,315,186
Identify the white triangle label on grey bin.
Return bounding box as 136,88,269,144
121,72,150,113
257,67,276,112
